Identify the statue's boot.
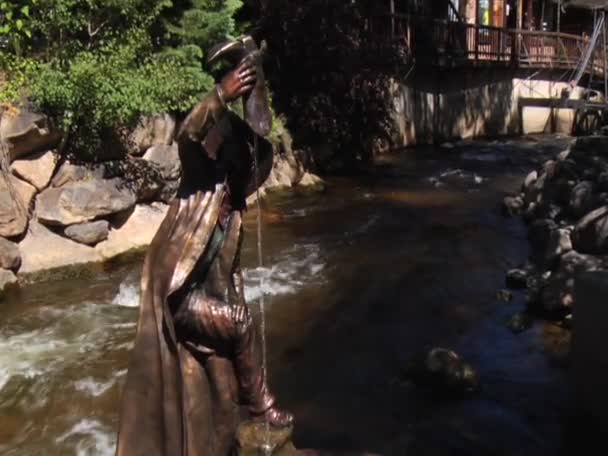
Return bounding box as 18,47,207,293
253,406,294,428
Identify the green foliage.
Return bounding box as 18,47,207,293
0,0,37,56
0,0,247,158
166,0,243,54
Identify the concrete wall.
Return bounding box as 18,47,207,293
390,67,587,146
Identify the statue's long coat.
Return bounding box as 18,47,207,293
116,89,273,456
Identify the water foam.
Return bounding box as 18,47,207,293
244,243,325,303
57,419,115,456
112,281,140,308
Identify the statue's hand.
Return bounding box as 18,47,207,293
218,59,257,104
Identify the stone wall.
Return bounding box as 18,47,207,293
390,68,590,146
0,109,322,295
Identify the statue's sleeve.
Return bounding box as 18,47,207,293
176,87,227,144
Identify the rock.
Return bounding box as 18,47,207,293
507,312,534,334
64,221,110,246
158,179,179,204
522,170,538,192
18,221,102,274
36,178,137,226
572,206,608,254
10,149,58,190
528,218,557,252
0,237,21,271
502,195,525,217
263,149,304,189
506,268,529,289
0,108,61,161
401,347,479,396
96,203,168,259
569,181,596,218
51,160,105,187
538,251,608,314
523,171,546,206
0,269,18,296
596,172,608,193
0,174,37,238
544,228,573,264
50,159,163,202
297,172,324,188
143,143,181,180
496,289,513,302
128,113,176,155
557,149,571,161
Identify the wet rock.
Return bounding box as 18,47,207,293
143,143,181,181
544,228,573,264
128,113,176,155
401,347,479,396
528,218,557,252
36,178,137,226
96,203,168,260
0,108,61,161
507,312,534,334
10,149,58,190
554,159,581,182
569,181,596,218
0,237,21,271
539,251,608,314
63,221,110,246
0,269,18,296
596,172,608,193
572,206,608,254
572,136,608,158
523,172,546,206
502,195,525,217
557,149,571,161
506,268,529,289
496,289,513,302
18,221,102,274
0,174,37,238
522,170,538,192
297,172,324,189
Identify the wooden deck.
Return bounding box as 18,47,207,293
369,14,605,77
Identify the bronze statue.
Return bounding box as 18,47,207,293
116,37,293,456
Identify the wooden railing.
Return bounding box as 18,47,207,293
368,14,605,76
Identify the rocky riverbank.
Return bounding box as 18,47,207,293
503,136,608,321
0,108,323,295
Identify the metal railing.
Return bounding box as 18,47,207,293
368,13,605,76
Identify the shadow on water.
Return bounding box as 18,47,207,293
0,135,583,455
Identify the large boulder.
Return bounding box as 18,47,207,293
572,206,608,254
51,159,163,202
36,178,137,226
128,114,176,156
10,149,58,190
143,143,181,180
569,181,596,218
0,109,61,161
0,174,37,238
544,228,573,264
539,250,608,313
0,269,17,296
0,237,21,271
18,221,102,274
64,220,110,246
51,160,105,187
96,203,168,259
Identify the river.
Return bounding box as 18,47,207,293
0,136,577,455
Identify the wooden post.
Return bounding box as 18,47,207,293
557,0,561,34
517,0,523,29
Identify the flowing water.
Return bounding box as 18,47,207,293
0,136,581,455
